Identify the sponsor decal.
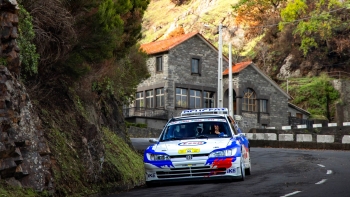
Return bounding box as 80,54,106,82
178,141,206,146
147,173,156,178
211,157,233,169
178,148,200,154
226,168,236,174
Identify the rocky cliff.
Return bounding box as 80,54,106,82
0,0,52,192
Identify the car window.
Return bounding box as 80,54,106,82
160,118,232,141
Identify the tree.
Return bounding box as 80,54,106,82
279,0,347,55
232,0,286,38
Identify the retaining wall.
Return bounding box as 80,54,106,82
127,126,350,150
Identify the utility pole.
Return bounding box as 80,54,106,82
218,23,223,108
229,43,233,116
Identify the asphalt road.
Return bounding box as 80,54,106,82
106,138,350,197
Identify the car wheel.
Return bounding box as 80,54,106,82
239,156,245,181
245,156,251,175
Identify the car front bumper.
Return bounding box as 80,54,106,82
145,156,243,182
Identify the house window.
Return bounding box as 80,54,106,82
191,58,200,74
260,99,267,112
156,56,163,72
135,92,144,110
296,113,303,119
176,88,187,108
145,90,154,108
190,90,201,109
242,88,256,112
204,91,215,108
156,88,164,108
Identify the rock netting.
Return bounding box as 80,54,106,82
0,0,53,192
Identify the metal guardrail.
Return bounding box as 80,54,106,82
326,71,350,80
123,107,169,120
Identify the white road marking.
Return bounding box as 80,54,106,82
280,191,302,197
327,170,333,175
317,164,325,167
315,179,327,184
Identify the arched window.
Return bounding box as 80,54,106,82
243,88,256,112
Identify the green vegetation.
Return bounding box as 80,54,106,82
17,5,39,77
43,109,145,196
279,0,344,55
281,74,340,120
101,127,145,187
0,181,49,197
12,0,151,196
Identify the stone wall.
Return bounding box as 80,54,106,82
0,0,20,76
0,0,52,192
168,35,226,116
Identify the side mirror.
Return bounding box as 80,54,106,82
233,115,243,121
149,138,158,143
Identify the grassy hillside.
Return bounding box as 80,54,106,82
280,75,340,120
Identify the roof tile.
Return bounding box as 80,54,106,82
140,32,199,55
223,61,252,75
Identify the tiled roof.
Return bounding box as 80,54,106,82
222,61,252,75
140,32,199,55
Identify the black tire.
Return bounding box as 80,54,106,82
245,157,251,175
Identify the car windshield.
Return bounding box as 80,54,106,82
160,118,232,141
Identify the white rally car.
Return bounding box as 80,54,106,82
144,108,251,186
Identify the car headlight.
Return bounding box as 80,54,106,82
209,148,237,158
147,153,170,161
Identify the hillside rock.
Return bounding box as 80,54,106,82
0,0,52,192
0,66,53,191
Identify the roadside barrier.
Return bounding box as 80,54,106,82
248,125,350,150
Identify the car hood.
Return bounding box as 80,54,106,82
153,138,239,155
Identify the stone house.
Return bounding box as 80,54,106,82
125,32,293,131
222,61,291,131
